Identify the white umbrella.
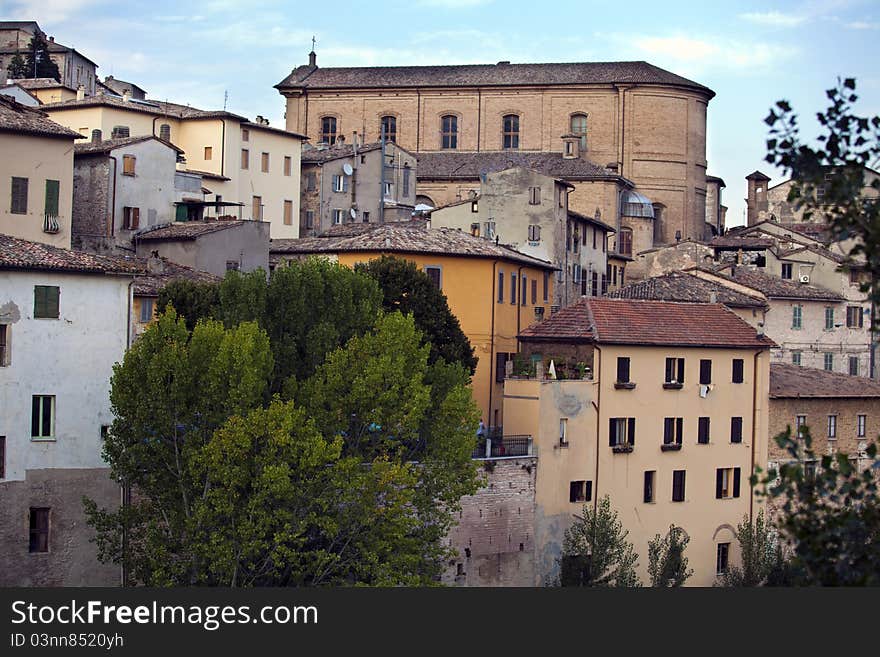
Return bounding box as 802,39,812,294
548,359,557,380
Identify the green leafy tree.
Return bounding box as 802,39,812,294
355,256,478,374
157,279,220,331
217,268,267,328
718,511,779,587
24,33,60,81
647,524,693,587
558,496,640,587
6,53,27,79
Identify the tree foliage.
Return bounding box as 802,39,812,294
355,256,478,374
157,279,220,331
6,53,27,79
23,33,60,81
558,496,640,587
718,511,781,587
647,524,692,587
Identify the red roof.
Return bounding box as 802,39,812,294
520,297,776,349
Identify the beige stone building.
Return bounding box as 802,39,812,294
41,94,306,239
457,298,774,586
0,95,81,249
276,55,715,248
300,139,416,236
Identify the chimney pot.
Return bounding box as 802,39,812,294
308,50,317,67
91,128,102,143
122,89,131,102
76,84,85,100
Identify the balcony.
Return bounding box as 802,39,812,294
472,435,533,459
661,443,682,452
611,443,634,454
43,214,60,234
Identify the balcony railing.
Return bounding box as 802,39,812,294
472,435,533,459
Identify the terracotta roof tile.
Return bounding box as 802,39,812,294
770,362,880,398
301,141,385,163
714,266,843,301
74,135,184,155
0,94,82,139
416,151,623,181
134,220,249,242
0,233,134,274
610,271,767,308
520,297,775,349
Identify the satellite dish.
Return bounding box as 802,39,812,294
350,208,357,219
342,163,353,176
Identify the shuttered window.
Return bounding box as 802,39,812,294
699,359,712,385
123,207,140,230
11,177,28,214
31,395,55,439
44,179,59,217
730,417,743,443
698,417,710,444
672,470,686,502
122,154,136,176
716,467,741,499
284,156,292,176
34,285,60,319
29,508,50,552
283,200,293,226
732,358,744,383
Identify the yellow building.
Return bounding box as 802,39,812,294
270,222,556,426
40,94,306,239
0,95,81,248
502,297,774,585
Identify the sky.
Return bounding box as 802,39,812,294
3,0,879,227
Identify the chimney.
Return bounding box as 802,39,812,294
91,128,102,143
48,36,54,43
308,50,317,67
122,89,131,102
76,84,85,100
709,291,717,304
335,134,345,146
147,252,166,275
497,60,510,66
561,134,580,159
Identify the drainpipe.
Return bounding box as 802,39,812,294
219,119,226,178
108,155,118,237
749,349,762,522
121,275,135,586
488,260,499,428
516,265,524,337
593,344,601,514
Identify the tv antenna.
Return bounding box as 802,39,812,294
223,90,228,111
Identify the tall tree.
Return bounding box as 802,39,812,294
718,511,779,587
558,496,640,587
24,33,60,81
157,280,220,332
355,256,478,374
6,53,27,79
647,524,693,587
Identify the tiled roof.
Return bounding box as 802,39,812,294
777,242,847,265
0,94,82,139
74,135,184,155
180,168,230,181
134,220,249,242
301,142,384,164
709,235,775,249
8,77,75,91
770,363,880,398
0,233,135,274
519,297,775,349
714,266,844,301
128,258,220,296
777,222,830,242
610,271,767,308
276,60,714,98
416,151,624,181
568,209,616,234
270,221,556,269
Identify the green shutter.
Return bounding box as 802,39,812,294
11,177,28,214
44,179,60,217
176,204,189,222
34,286,59,319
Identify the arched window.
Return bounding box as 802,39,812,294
159,123,171,142
380,115,397,143
570,114,587,151
320,116,337,145
618,227,633,257
440,115,458,149
502,114,519,150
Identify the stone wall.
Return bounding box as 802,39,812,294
71,156,111,252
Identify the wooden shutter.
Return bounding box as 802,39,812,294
617,357,630,383
283,200,293,226
731,417,743,443
11,177,28,213
665,358,674,382
34,286,59,319
643,471,652,502
732,358,744,383
698,417,710,444
677,358,685,383
609,418,617,446
44,179,59,217
585,481,592,501
733,468,741,498
664,418,674,444
627,418,636,445
130,207,140,230
676,418,683,443
700,359,712,384
716,469,724,499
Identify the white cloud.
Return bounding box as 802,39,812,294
418,0,493,7
846,20,879,29
5,0,107,23
739,11,808,27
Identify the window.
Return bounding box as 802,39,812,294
440,115,458,149
730,417,743,444
591,271,599,297
716,467,741,499
242,128,250,142
791,351,802,366
618,228,633,256
403,166,411,196
592,227,597,249
731,358,744,384
29,508,50,553
665,357,685,386
543,272,549,302
609,417,636,448
122,206,139,230
796,415,807,439
332,175,347,193
44,180,59,218
792,305,803,330
849,356,860,376
521,274,527,305
827,414,837,439
284,156,292,176
510,272,517,305
204,146,213,160
380,115,396,143
699,359,712,385
320,117,337,145
716,543,730,575
824,353,834,371
498,270,504,302
33,285,59,319
283,200,293,226
306,172,317,191
252,196,262,221
601,274,607,296
0,324,8,366
531,279,537,305
559,418,568,446
672,470,686,502
383,181,393,197
850,269,861,286
139,298,154,323
858,414,866,437
846,306,864,328
616,357,631,384
495,352,512,383
570,113,588,151
425,266,441,290
261,152,270,173
825,307,835,330
111,125,130,139
484,220,496,239
781,263,793,280
698,417,710,444
122,154,136,176
31,395,55,439
528,187,541,205
11,177,28,214
502,114,519,149
363,211,370,223
241,148,249,169
0,435,4,478
644,471,655,503
226,261,240,271
663,417,684,447
332,209,344,225
569,481,591,503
